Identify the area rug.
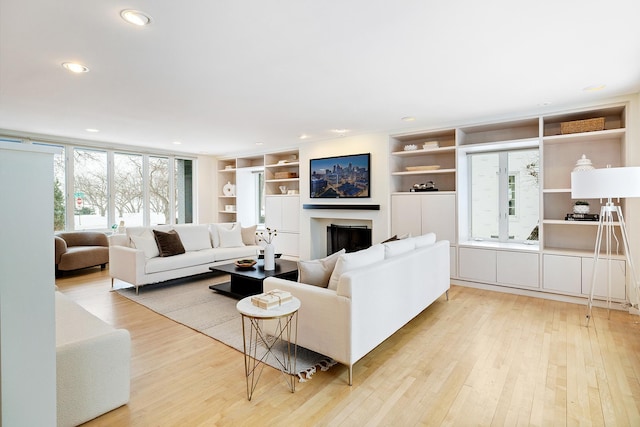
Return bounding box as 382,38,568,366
115,276,336,381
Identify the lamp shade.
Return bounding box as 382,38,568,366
571,166,640,199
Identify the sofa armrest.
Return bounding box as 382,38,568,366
108,234,130,247
55,236,67,264
263,277,351,365
109,245,146,286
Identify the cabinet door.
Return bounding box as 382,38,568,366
391,194,422,237
497,251,539,288
581,258,626,300
265,196,282,230
543,254,581,294
280,196,300,233
459,248,496,282
421,194,456,243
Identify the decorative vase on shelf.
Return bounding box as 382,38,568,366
263,243,275,271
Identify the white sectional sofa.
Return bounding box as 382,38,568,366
109,223,261,293
263,233,450,385
56,291,131,427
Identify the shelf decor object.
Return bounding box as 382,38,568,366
571,165,640,325
561,117,605,134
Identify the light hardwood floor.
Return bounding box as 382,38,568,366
56,268,640,426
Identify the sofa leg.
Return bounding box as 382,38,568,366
446,290,449,301
100,263,106,270
136,286,139,295
348,365,353,386
111,277,114,288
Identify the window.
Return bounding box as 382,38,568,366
74,148,108,230
114,153,144,227
175,159,193,224
149,156,170,225
468,148,539,242
9,138,196,231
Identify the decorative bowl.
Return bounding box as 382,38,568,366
235,259,257,269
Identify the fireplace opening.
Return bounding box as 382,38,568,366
327,224,372,255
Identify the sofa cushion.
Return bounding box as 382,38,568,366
174,224,212,252
218,224,244,248
298,249,346,288
328,244,385,291
153,229,186,257
241,225,258,245
130,231,160,259
383,238,415,258
413,232,437,248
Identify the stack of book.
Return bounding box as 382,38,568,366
565,213,600,221
422,140,439,150
251,289,292,309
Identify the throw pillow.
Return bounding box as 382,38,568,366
328,244,385,291
153,229,186,257
241,225,258,246
174,224,212,252
130,231,160,259
218,223,244,248
298,249,346,288
383,238,416,258
413,232,437,248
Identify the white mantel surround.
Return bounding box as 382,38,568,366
307,214,376,259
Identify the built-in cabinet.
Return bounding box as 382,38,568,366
388,102,631,305
217,149,300,256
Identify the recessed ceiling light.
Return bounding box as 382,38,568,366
85,128,100,133
120,9,152,26
62,62,89,73
172,141,182,145
299,134,310,140
255,142,264,146
401,116,416,122
332,129,349,134
583,84,606,92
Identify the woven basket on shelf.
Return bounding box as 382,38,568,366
560,117,605,134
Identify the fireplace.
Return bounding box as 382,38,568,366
326,224,372,255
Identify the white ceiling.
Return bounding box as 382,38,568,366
1,0,639,156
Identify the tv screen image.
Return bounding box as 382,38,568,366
310,153,370,198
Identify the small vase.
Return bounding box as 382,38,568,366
264,243,275,271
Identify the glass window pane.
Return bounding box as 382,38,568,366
175,159,193,224
149,156,169,225
74,148,108,230
508,150,539,241
53,147,66,231
470,152,500,240
114,153,144,227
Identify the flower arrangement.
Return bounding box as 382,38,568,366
256,227,277,244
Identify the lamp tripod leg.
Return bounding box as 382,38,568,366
586,206,606,327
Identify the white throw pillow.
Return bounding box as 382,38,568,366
130,231,160,259
413,232,437,248
298,249,346,288
174,225,212,252
218,224,245,248
328,244,385,291
383,238,416,258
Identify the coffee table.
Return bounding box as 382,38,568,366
209,259,298,299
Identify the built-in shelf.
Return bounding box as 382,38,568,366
303,204,380,210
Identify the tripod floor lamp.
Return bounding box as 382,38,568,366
571,165,640,326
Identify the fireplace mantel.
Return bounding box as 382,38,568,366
303,204,380,210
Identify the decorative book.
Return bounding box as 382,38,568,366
251,289,292,309
565,213,600,221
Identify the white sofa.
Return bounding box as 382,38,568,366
263,234,450,385
56,291,131,427
109,223,261,293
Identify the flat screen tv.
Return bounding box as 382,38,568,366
310,153,370,198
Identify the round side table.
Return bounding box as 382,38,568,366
236,296,300,401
